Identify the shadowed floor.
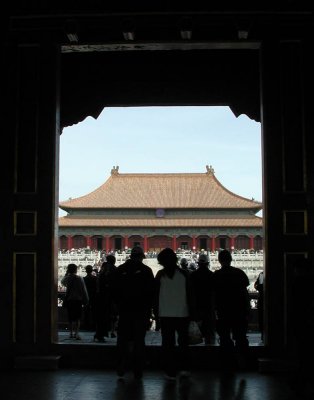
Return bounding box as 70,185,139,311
8,331,313,399
0,367,312,400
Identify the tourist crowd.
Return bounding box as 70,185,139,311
61,246,261,379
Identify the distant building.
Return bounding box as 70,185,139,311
58,166,263,252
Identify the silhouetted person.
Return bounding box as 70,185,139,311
190,253,216,344
254,271,264,340
83,264,97,330
188,262,196,272
105,254,118,338
61,263,89,340
109,246,155,380
94,259,115,342
213,249,250,367
154,248,196,380
180,257,189,272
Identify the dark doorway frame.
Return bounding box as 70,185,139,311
6,9,310,367
58,44,264,348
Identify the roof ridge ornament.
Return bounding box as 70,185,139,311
111,165,119,176
206,165,215,175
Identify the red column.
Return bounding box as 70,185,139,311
249,235,254,250
68,235,73,250
192,236,196,251
211,236,216,252
105,236,110,253
86,235,92,248
230,236,235,250
172,235,177,251
124,236,129,250
144,236,148,253
99,236,104,250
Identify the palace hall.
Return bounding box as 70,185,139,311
58,165,263,252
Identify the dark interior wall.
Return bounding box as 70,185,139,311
8,1,310,14
1,1,312,368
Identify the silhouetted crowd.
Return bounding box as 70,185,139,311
61,246,259,379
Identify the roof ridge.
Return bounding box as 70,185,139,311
115,172,208,177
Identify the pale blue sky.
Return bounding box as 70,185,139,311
59,106,262,216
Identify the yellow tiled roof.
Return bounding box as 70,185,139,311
58,216,263,228
59,170,262,210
